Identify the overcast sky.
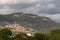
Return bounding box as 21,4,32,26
0,0,60,23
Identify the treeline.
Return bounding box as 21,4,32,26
0,28,60,40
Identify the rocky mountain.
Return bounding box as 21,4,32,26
0,13,60,33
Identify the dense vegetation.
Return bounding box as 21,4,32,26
0,28,60,40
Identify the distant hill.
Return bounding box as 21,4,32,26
0,13,60,33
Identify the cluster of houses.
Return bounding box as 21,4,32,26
4,23,35,36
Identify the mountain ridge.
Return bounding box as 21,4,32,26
0,13,60,33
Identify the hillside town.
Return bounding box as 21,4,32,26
3,23,36,36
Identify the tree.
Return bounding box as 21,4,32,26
0,37,4,40
25,36,34,40
0,28,12,40
34,33,49,40
49,30,60,40
13,32,27,40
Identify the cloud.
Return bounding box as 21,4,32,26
0,0,60,15
0,0,60,22
33,0,60,14
0,0,40,4
38,14,60,23
0,6,19,14
0,0,60,14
